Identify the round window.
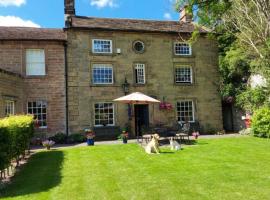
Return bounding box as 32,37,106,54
133,41,145,53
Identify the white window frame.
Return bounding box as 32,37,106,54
94,102,115,127
92,39,113,54
26,49,46,76
135,63,146,84
176,100,195,123
5,100,15,116
92,64,114,84
174,42,192,56
175,66,193,84
27,100,47,129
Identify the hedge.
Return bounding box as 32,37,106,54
0,115,34,172
251,107,270,138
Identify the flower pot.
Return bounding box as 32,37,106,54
46,146,51,150
122,138,128,144
87,138,94,146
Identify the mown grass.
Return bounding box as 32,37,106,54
1,137,270,200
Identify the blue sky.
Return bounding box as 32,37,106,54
0,0,179,28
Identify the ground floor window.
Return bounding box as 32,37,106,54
5,100,15,116
177,100,195,122
94,102,114,126
27,101,47,128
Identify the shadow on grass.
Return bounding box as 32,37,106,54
0,150,63,198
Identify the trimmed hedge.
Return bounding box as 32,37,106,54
0,115,34,171
251,107,270,138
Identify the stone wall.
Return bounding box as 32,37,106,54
67,29,223,135
0,41,66,135
0,69,24,117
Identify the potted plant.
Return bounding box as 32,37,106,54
42,140,55,150
85,129,95,146
118,130,129,144
192,132,200,140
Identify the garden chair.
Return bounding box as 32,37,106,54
175,121,190,143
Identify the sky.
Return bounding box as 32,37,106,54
0,0,180,28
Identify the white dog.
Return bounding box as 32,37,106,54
145,134,160,154
169,137,181,151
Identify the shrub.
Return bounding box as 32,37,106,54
68,133,86,143
0,115,34,170
49,133,66,144
251,107,270,138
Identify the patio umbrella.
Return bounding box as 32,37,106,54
113,92,160,140
113,92,160,104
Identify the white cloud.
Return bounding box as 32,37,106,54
164,12,172,20
0,0,26,7
0,16,40,27
90,0,118,8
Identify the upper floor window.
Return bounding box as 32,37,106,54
174,43,192,55
5,100,15,116
94,102,114,126
175,66,193,84
92,39,112,53
177,100,195,122
133,41,145,53
27,101,47,128
92,64,113,84
134,63,145,84
26,49,45,76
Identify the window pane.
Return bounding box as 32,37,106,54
175,43,191,55
27,100,47,128
92,64,113,84
26,49,45,76
94,103,114,126
175,66,192,83
135,63,145,84
93,40,112,53
177,100,194,122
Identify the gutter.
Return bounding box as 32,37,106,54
64,41,69,140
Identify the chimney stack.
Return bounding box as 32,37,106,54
64,0,75,26
179,5,192,23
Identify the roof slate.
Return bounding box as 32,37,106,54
70,16,208,33
0,27,66,41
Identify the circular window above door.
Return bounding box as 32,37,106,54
133,41,145,53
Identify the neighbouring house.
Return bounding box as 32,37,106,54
0,27,67,136
64,0,223,138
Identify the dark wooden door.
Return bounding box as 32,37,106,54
134,105,149,137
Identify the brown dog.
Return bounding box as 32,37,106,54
145,134,160,154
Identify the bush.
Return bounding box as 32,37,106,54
49,133,66,144
251,107,270,138
68,133,86,144
0,115,34,170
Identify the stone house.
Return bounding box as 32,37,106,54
64,0,223,138
0,27,67,136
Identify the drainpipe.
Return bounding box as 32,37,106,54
64,41,69,141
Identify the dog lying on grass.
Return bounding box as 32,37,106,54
145,134,160,154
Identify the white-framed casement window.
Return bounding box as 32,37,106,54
134,63,145,84
175,66,193,83
174,42,192,55
94,102,115,126
26,49,46,76
92,64,114,84
5,100,15,116
177,100,195,122
27,101,47,128
92,39,112,53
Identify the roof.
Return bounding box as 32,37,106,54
69,16,209,33
0,27,67,41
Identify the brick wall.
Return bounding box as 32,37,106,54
0,41,66,136
67,30,223,135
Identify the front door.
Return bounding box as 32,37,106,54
134,105,149,137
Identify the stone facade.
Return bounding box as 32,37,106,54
67,29,223,135
0,69,24,117
0,40,66,135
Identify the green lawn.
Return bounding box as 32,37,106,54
1,137,270,200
